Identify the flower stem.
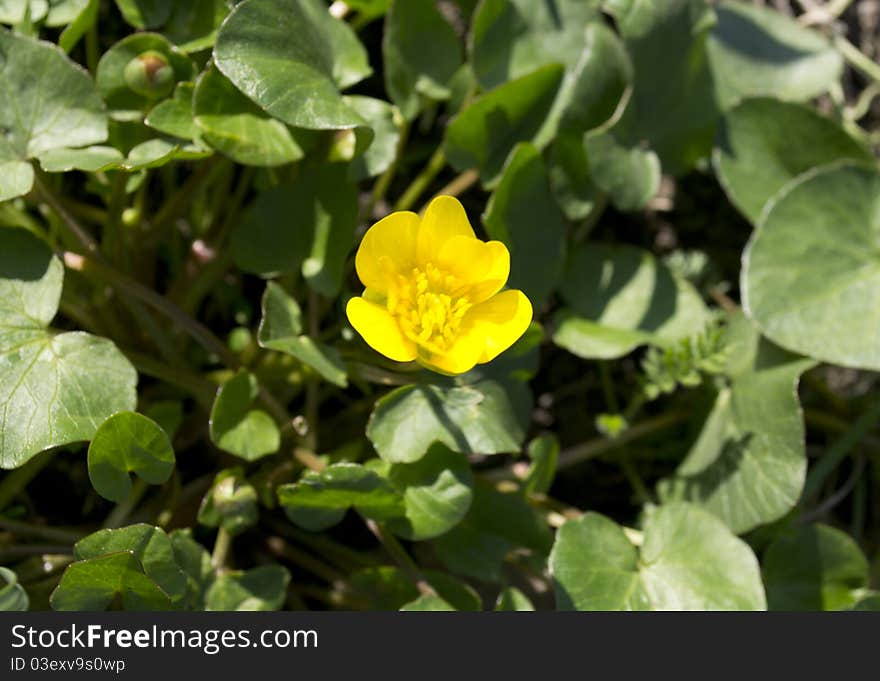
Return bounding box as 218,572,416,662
363,517,436,597
212,527,233,570
393,146,447,212
102,478,149,529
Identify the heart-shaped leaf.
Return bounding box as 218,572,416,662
209,370,280,461
0,28,107,199
204,564,290,611
0,229,137,469
113,0,171,29
657,314,815,533
87,411,175,503
0,567,28,611
550,503,766,610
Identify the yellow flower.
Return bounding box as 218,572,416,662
346,195,533,375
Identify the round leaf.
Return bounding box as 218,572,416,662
0,229,137,469
209,370,280,461
743,163,880,370
87,411,175,503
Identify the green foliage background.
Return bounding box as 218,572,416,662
0,0,879,612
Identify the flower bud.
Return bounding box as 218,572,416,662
123,50,174,99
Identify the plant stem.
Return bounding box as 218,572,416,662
393,146,447,212
802,396,880,500
102,478,149,529
211,527,233,569
124,351,217,408
366,120,411,219
363,518,435,596
0,518,84,544
432,169,480,203
32,172,100,256
835,35,880,84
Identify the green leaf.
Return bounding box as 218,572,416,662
0,28,107,199
445,64,564,187
553,243,710,360
743,163,880,370
347,566,480,611
494,586,534,611
400,594,455,611
193,64,304,167
205,564,290,611
706,1,842,110
96,33,195,119
145,81,199,141
657,314,815,534
258,282,348,387
0,567,28,611
367,379,531,463
163,0,229,53
763,524,870,611
74,524,187,602
609,0,719,175
169,529,212,610
382,443,474,541
58,0,99,53
483,142,567,308
714,98,873,224
383,0,461,120
523,433,558,496
209,370,280,461
38,146,124,172
547,132,599,221
433,480,553,583
231,163,358,297
0,229,137,469
583,130,661,211
113,0,171,29
213,0,370,131
469,0,599,90
551,503,766,611
51,552,174,611
345,96,402,181
198,468,259,536
0,160,33,202
87,411,175,503
278,462,404,531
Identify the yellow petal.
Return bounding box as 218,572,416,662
346,296,417,362
417,195,476,266
464,289,533,363
356,211,420,293
465,241,510,303
437,235,495,285
415,331,484,375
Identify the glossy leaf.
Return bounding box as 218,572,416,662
583,130,661,211
145,82,199,141
205,565,290,611
345,96,402,181
0,567,28,611
0,229,137,469
213,0,370,131
193,64,303,167
209,370,280,461
433,480,553,582
87,411,175,503
113,0,171,29
347,566,480,611
198,468,259,536
278,462,404,531
382,443,474,541
163,0,228,53
367,379,531,463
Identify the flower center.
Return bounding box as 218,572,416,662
389,263,471,352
